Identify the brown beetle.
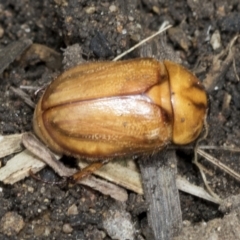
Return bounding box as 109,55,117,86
33,58,207,180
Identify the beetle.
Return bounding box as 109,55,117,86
32,58,207,181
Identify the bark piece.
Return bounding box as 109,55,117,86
139,150,182,240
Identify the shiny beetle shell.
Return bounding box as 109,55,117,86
33,58,207,160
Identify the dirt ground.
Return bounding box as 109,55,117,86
0,0,240,239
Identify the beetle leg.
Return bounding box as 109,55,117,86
70,161,109,183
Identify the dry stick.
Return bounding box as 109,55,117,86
139,150,182,240
10,87,35,109
20,86,40,90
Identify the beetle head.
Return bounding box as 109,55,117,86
164,61,208,145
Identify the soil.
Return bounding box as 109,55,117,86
0,0,240,239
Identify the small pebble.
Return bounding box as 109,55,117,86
0,212,25,236
109,5,117,12
62,223,73,234
67,204,79,216
210,30,222,50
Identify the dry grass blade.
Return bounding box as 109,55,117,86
199,145,240,152
112,23,172,61
197,149,240,182
176,177,221,204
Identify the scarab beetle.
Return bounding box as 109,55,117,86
33,58,207,164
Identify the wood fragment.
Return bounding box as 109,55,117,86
79,175,128,202
0,149,46,184
78,159,143,194
0,134,23,158
139,150,182,240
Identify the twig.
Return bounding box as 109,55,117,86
10,86,35,108
199,145,240,152
112,24,172,61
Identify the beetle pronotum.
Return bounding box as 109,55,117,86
33,58,207,181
